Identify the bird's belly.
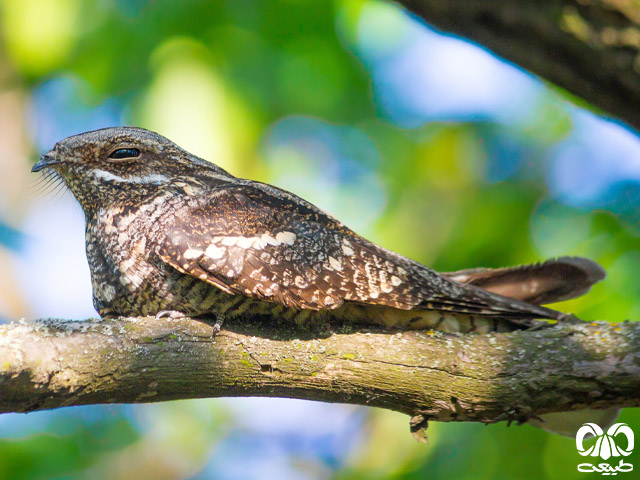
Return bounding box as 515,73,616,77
322,303,514,333
97,273,229,318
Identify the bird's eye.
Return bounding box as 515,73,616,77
109,148,141,160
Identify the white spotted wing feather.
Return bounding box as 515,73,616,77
157,182,565,322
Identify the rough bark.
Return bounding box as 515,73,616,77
1,317,638,432
396,0,640,131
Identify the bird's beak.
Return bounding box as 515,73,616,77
32,151,59,172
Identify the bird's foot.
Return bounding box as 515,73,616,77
557,313,583,325
527,321,554,332
155,311,223,338
155,310,186,320
212,314,225,337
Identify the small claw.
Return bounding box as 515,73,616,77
155,310,186,320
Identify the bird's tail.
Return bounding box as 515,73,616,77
441,256,606,306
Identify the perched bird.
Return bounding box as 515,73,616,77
32,126,616,436
32,127,605,336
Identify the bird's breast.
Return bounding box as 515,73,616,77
85,192,186,312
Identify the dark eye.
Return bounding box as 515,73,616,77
109,148,141,159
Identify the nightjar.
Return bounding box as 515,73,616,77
32,127,606,335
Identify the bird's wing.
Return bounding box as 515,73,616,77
157,182,563,321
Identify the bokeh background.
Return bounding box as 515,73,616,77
0,0,638,479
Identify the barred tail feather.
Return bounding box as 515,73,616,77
442,257,605,306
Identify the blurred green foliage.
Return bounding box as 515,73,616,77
0,419,138,479
0,0,638,479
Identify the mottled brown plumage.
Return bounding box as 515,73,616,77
32,127,606,334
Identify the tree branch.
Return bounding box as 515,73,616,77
395,0,640,131
1,317,638,430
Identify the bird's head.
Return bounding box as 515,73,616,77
32,126,233,212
